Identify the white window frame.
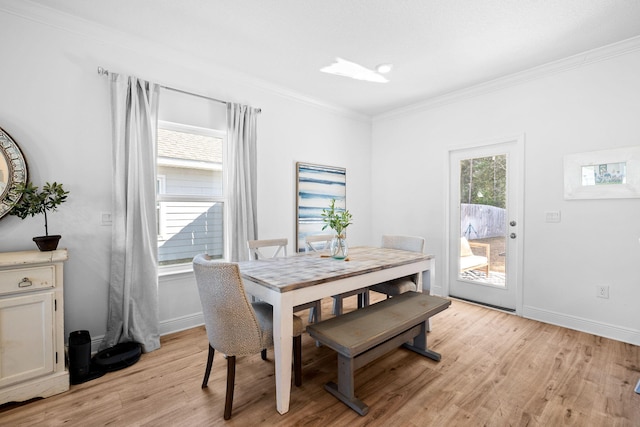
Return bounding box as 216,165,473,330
156,174,167,239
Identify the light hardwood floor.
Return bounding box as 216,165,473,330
1,296,639,426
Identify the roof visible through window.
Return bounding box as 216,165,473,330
157,128,222,163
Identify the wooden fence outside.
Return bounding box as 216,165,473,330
460,203,505,239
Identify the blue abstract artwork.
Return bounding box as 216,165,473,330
296,162,346,252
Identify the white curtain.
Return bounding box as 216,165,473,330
101,73,161,353
226,103,259,262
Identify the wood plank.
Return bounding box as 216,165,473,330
0,296,638,426
306,292,450,357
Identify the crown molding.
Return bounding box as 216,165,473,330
374,35,640,123
0,0,370,123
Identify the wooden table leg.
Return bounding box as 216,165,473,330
273,301,293,414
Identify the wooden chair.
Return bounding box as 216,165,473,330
369,235,426,297
304,234,334,254
193,255,303,420
459,236,490,275
247,238,322,324
304,234,370,315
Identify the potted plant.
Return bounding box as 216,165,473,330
321,198,353,259
9,181,69,251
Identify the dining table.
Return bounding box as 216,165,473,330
238,245,435,415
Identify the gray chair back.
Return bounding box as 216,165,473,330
193,254,264,356
382,235,425,253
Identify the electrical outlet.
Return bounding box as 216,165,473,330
596,285,609,299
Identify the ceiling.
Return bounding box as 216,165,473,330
28,0,640,117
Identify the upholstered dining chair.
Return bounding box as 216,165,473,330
247,238,322,324
193,255,304,420
369,235,426,297
304,234,370,316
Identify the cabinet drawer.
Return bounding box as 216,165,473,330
0,266,55,295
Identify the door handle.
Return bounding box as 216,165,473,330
510,221,516,226
510,233,516,239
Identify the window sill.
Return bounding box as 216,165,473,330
158,264,194,277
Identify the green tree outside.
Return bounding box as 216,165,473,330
460,155,507,209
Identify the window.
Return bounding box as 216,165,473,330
156,121,226,267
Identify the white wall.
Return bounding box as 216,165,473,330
372,42,640,345
2,2,637,349
0,4,372,346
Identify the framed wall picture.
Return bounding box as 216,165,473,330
564,146,640,199
295,162,346,252
0,127,28,220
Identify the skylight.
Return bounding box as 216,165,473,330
320,58,390,83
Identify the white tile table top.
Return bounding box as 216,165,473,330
238,246,433,292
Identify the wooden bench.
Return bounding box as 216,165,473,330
306,291,451,415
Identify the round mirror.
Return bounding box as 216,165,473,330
0,127,28,220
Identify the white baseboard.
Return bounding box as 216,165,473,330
431,285,443,296
159,313,205,336
90,337,103,354
84,313,205,354
522,305,640,346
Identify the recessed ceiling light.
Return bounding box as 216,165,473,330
375,63,393,74
320,58,389,83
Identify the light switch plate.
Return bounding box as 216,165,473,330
545,211,561,223
101,212,112,226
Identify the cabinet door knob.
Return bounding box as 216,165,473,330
18,277,33,288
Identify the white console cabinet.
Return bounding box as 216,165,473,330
0,249,69,404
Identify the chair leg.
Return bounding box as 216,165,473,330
224,356,236,420
293,335,302,387
307,301,322,324
202,344,215,388
261,348,267,360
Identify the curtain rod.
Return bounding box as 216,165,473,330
97,66,261,112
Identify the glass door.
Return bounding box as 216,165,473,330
448,138,522,311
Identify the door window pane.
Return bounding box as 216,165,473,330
458,155,507,286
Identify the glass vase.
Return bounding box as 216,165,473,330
330,235,348,259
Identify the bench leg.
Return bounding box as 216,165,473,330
402,321,442,361
324,354,369,416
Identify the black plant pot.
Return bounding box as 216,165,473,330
33,235,61,251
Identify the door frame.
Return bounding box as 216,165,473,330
443,133,525,315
